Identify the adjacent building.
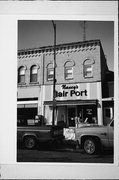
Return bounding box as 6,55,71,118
17,39,114,130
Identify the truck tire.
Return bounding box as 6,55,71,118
83,137,99,155
24,136,36,149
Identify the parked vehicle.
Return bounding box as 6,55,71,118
75,120,114,155
17,115,64,149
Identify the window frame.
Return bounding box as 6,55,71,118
83,58,94,78
30,65,38,83
104,107,113,119
83,64,93,78
64,60,74,80
47,68,54,81
18,66,26,84
64,66,73,80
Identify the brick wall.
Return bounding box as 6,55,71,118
18,55,43,85
17,40,109,99
44,45,101,85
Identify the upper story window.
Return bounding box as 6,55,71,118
47,63,54,81
65,67,73,79
83,59,95,78
18,66,26,84
64,60,75,80
84,65,93,78
30,65,38,83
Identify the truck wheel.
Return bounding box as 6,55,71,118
83,138,98,155
24,136,36,149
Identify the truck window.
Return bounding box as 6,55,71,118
17,119,42,126
17,119,27,126
27,119,42,126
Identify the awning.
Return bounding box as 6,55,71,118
44,99,98,106
102,97,114,101
17,101,38,108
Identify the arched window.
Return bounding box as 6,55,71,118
18,66,26,84
30,65,38,83
64,60,75,80
47,63,54,81
83,59,94,78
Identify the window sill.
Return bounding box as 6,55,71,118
18,83,26,86
65,78,74,80
47,79,53,82
30,81,39,83
84,76,93,79
29,82,39,85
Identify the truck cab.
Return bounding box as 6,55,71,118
17,115,64,149
75,120,114,154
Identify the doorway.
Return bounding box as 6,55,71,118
68,106,76,127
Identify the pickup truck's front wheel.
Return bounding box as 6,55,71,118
24,136,36,149
83,138,98,155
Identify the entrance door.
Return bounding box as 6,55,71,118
68,107,76,127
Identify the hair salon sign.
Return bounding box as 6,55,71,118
56,84,87,98
43,82,100,101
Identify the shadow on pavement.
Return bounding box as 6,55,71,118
17,140,113,155
17,140,77,151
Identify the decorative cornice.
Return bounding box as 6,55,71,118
18,39,101,59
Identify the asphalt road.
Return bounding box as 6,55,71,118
17,141,113,163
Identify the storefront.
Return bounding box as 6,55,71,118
17,99,38,120
42,82,103,127
17,86,42,121
102,80,114,125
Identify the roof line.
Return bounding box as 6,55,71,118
18,39,101,53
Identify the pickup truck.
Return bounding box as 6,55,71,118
17,116,64,149
75,120,114,155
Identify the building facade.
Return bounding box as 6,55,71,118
17,40,114,130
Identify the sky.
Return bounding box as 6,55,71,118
18,20,114,71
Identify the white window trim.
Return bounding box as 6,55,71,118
65,66,73,80
18,66,26,84
104,107,113,119
84,64,93,78
30,65,39,83
47,68,54,81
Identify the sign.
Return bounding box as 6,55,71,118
43,82,101,101
56,84,87,98
63,128,75,140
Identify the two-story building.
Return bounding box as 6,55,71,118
17,39,114,131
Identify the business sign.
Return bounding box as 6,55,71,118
43,82,101,101
56,84,87,98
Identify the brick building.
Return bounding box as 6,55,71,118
17,39,114,130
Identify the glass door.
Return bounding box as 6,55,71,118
68,106,76,127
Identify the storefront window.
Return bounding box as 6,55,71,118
104,107,113,119
68,107,76,127
83,106,97,124
68,105,97,127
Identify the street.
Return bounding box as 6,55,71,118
17,141,113,163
